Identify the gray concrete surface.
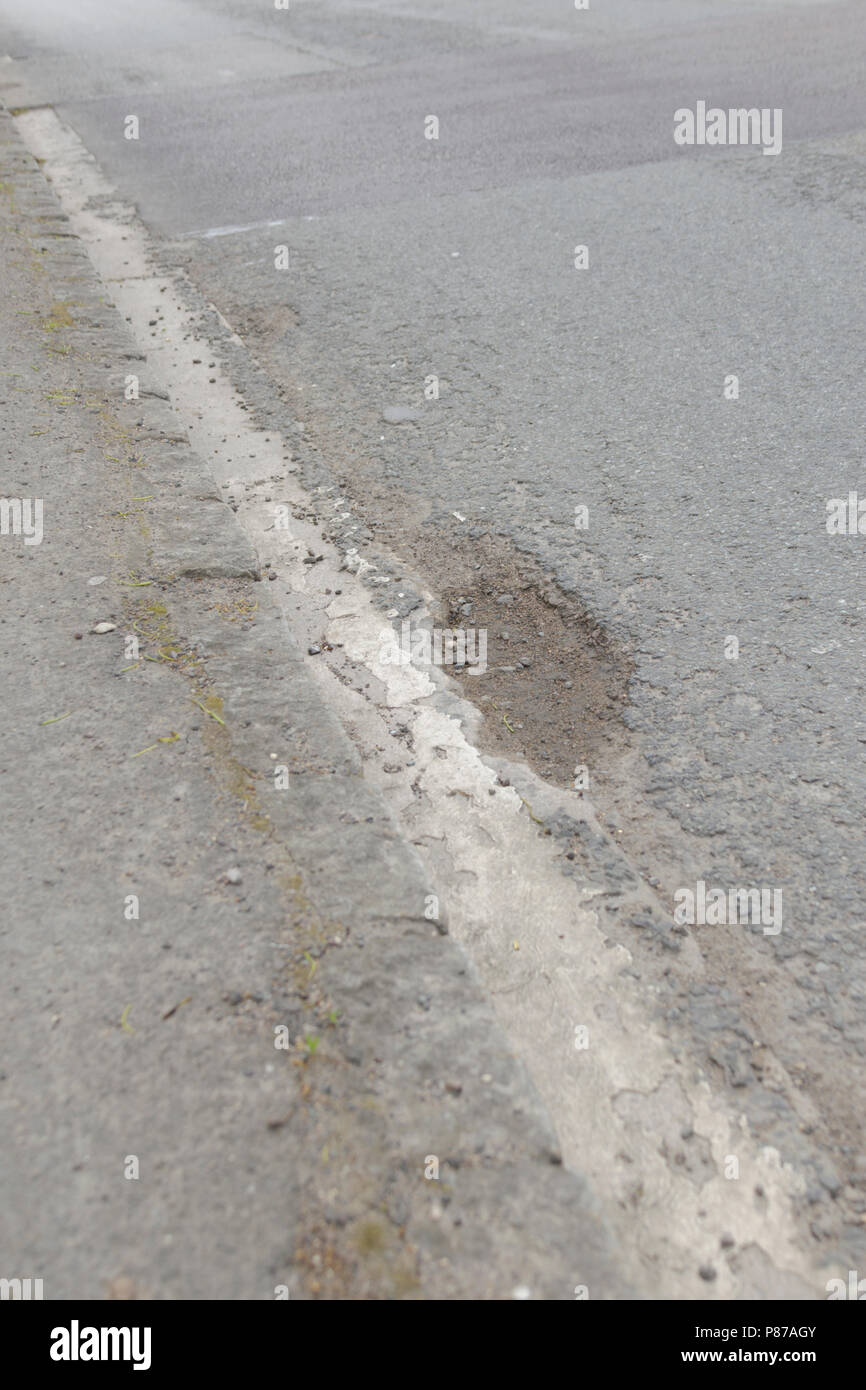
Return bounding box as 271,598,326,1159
0,0,864,1297
0,107,630,1300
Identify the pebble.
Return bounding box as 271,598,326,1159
307,645,321,655
90,622,116,634
225,867,242,884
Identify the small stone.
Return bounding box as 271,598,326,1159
698,1264,717,1281
90,622,116,634
720,1233,735,1249
225,868,242,884
87,576,107,586
819,1167,843,1198
512,1286,531,1300
307,645,321,656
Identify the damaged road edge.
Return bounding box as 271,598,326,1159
10,101,826,1300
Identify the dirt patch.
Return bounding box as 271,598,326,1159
403,524,635,794
228,302,300,342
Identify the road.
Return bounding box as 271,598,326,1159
1,0,864,1293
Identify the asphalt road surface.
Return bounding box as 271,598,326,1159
2,0,864,1291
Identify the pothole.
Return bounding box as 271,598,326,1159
418,525,634,791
